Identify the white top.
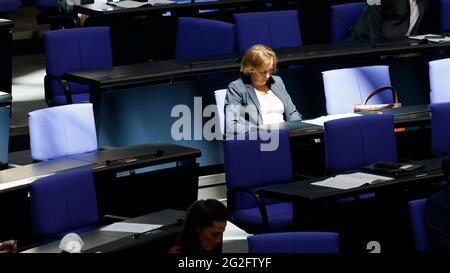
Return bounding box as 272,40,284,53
255,89,285,125
406,0,420,36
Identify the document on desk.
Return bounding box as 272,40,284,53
303,113,362,127
100,223,162,233
312,172,394,190
111,0,174,8
409,34,450,43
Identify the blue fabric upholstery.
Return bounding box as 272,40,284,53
233,10,302,52
223,130,293,231
44,27,113,106
32,0,57,8
30,169,99,238
0,0,22,13
330,2,365,43
322,65,392,115
429,58,450,104
175,17,235,60
324,114,397,172
431,102,450,155
248,232,340,253
441,0,450,31
408,199,431,253
28,103,98,161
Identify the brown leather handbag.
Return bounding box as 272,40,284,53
353,86,401,112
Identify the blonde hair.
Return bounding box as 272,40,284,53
240,44,278,75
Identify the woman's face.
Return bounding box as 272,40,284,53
198,220,227,253
250,57,274,89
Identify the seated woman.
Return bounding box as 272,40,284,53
168,199,229,255
225,44,302,135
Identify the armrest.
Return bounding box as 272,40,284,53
227,187,269,231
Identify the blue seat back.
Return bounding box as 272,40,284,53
175,17,235,60
408,199,431,253
223,130,292,210
32,0,57,8
0,0,22,13
233,10,302,52
324,114,397,172
44,27,113,105
322,65,392,115
28,103,98,161
431,102,450,155
330,2,365,42
30,169,99,237
248,232,339,253
429,58,450,104
441,0,450,31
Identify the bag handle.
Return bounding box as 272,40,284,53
363,85,399,105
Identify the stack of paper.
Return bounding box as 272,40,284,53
100,222,162,233
312,172,393,190
303,113,361,127
409,34,450,43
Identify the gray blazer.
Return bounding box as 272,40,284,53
225,75,301,134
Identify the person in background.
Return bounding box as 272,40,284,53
168,199,229,255
0,240,17,253
425,154,450,253
350,0,429,40
225,44,301,135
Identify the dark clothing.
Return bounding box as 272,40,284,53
350,0,429,40
425,187,450,253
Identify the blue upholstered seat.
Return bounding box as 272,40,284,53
0,0,22,13
28,103,98,161
441,0,450,31
30,169,99,239
324,114,397,172
431,102,450,155
175,17,235,60
322,65,393,115
44,27,113,106
32,0,57,9
408,199,431,253
233,10,302,52
248,232,340,253
429,58,450,104
223,130,294,232
330,2,365,42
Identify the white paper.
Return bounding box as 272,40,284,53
113,1,150,8
409,34,450,43
312,172,393,190
302,113,362,127
100,222,162,233
113,0,173,8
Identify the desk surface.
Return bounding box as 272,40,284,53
75,0,267,17
278,104,430,138
64,36,450,89
260,157,444,203
0,143,201,193
22,209,184,253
